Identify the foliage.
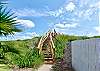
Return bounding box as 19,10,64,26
0,1,21,36
0,1,21,65
1,37,44,69
54,35,68,59
52,34,90,71
0,42,19,64
0,64,11,71
1,32,96,69
6,48,44,68
54,34,89,59
92,36,100,38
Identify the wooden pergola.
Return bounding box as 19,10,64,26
37,30,57,64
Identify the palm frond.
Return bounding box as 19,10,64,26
0,6,21,36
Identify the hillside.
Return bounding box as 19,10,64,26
0,34,100,71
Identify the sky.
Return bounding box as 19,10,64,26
0,0,100,41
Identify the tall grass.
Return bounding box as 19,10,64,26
5,48,44,69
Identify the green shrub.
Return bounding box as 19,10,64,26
0,43,20,64
54,35,68,59
5,48,44,69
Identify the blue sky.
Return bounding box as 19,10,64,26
0,0,100,41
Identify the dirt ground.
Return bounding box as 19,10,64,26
37,64,52,71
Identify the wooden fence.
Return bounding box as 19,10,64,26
71,38,100,71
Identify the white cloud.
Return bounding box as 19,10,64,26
65,2,76,11
90,1,100,8
78,1,99,20
14,8,49,17
87,32,97,37
0,32,39,41
10,0,99,37
13,2,76,18
17,19,35,28
94,11,100,35
16,32,39,40
55,23,78,29
95,26,100,35
12,32,39,40
25,32,39,37
79,0,89,7
47,8,64,17
47,0,99,36
75,6,98,21
47,2,76,17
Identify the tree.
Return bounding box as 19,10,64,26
0,1,21,63
0,2,21,36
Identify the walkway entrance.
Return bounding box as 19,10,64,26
37,30,57,64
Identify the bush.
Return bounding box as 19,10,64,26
5,48,44,69
0,43,20,64
54,35,68,59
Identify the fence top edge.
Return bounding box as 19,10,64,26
71,38,100,43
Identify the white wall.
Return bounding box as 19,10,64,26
72,38,100,71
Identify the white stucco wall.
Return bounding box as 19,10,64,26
72,38,100,71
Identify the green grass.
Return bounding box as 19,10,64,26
0,64,10,71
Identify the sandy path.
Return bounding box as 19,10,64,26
11,64,53,71
37,64,52,71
